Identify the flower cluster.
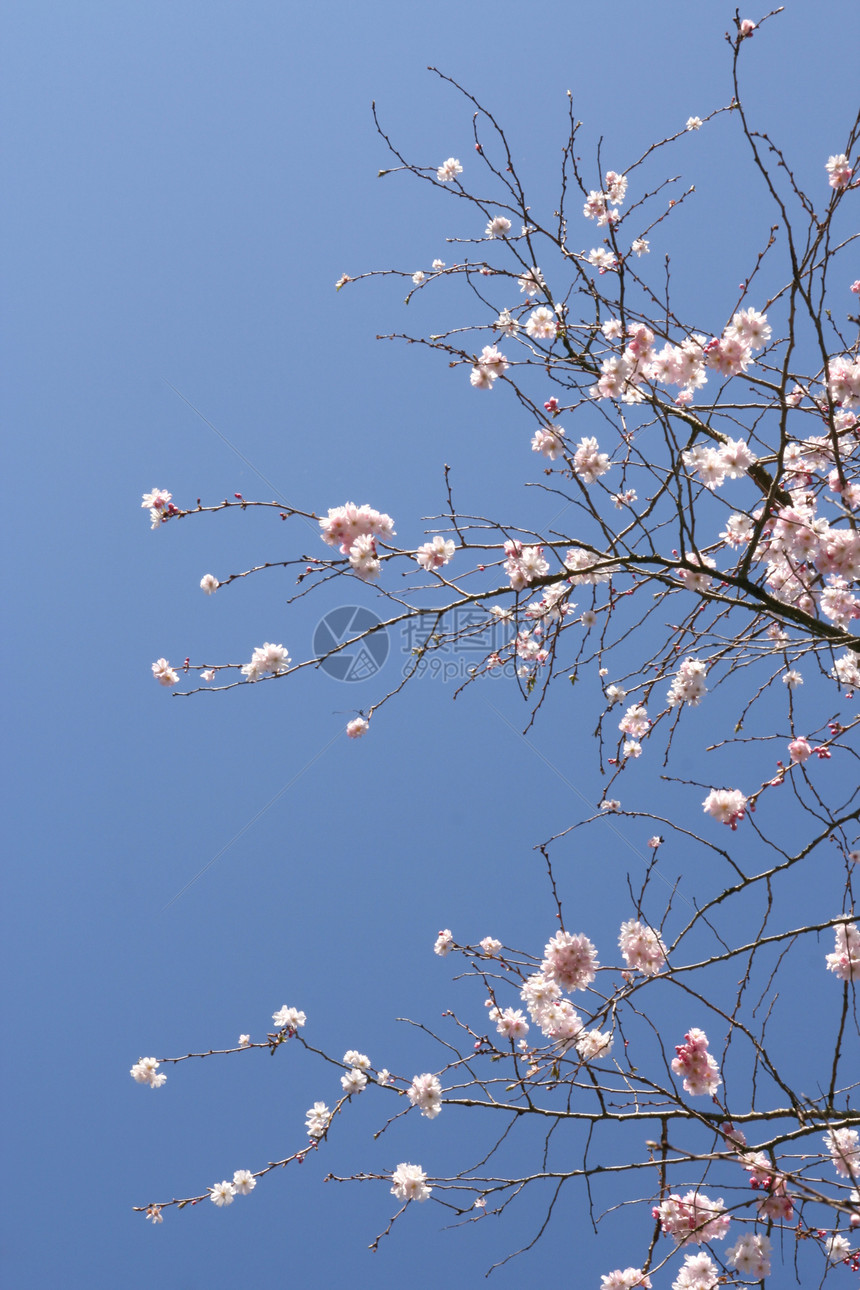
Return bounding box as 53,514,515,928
485,214,511,238
503,540,549,590
518,968,612,1059
341,1066,368,1095
391,1162,432,1202
599,1270,651,1290
653,1192,730,1246
130,1057,167,1089
703,308,771,376
671,1028,722,1097
305,1101,331,1138
671,1253,718,1290
667,658,708,707
517,266,545,297
562,547,612,585
825,923,860,981
573,435,611,482
702,788,748,829
152,658,179,687
531,424,566,460
542,930,599,991
749,490,860,622
436,157,462,183
525,305,558,340
829,354,860,408
319,503,396,581
826,1234,854,1263
618,920,668,975
488,1005,529,1040
826,152,854,190
141,487,175,529
209,1170,257,1207
824,1127,860,1177
587,247,618,274
241,642,291,682
618,704,649,740
415,536,455,571
433,928,454,956
470,344,509,390
272,1005,306,1031
583,169,628,227
682,437,757,490
726,1233,771,1279
407,1072,442,1118
591,310,772,407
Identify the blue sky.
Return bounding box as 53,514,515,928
3,2,858,1285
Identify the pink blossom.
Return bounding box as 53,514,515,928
671,1253,718,1290
152,658,179,687
241,642,291,681
573,436,611,482
485,215,512,238
788,736,812,764
587,247,618,273
415,536,455,571
702,788,748,829
517,267,545,297
675,554,716,592
619,920,668,975
825,923,860,981
504,540,549,590
525,306,558,340
667,658,708,707
604,170,628,205
727,1233,771,1279
826,153,853,190
671,1028,722,1096
348,533,381,580
407,1072,442,1118
470,344,509,390
542,930,599,992
433,928,453,956
757,1176,794,1221
319,503,396,555
142,488,172,512
704,334,752,377
653,1192,730,1246
618,704,649,739
391,1162,431,1202
130,1057,167,1089
436,157,462,183
824,1127,860,1177
727,308,771,349
575,1027,613,1060
531,425,566,460
491,1007,529,1040
600,1270,651,1289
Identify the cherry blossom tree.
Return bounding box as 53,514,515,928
135,12,860,1285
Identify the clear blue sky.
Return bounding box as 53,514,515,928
3,2,857,1285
